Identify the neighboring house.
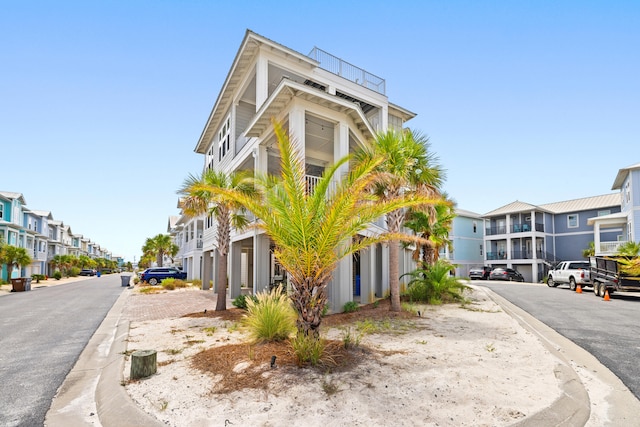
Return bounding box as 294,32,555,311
588,163,640,255
440,209,485,278
482,193,621,283
190,30,417,311
169,211,203,279
1,190,113,280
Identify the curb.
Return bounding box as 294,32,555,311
45,287,162,427
477,286,640,426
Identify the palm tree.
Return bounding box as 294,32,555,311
142,234,175,267
582,242,595,258
178,169,256,311
0,245,32,280
196,120,437,337
354,129,446,311
405,196,456,265
617,241,640,257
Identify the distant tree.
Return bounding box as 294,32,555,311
582,242,595,258
0,245,32,280
142,234,175,267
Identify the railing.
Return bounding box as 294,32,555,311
306,175,321,195
308,47,386,95
598,241,626,255
486,226,507,236
486,252,508,260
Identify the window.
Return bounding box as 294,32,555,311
218,116,231,161
479,244,483,256
0,204,3,219
567,214,578,228
597,210,611,217
473,221,477,233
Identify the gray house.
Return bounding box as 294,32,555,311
482,193,621,283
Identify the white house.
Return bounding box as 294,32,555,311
190,30,419,311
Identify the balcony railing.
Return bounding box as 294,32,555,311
308,47,386,95
598,241,626,255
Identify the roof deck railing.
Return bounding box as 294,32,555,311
308,47,386,95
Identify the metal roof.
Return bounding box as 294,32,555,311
483,193,620,217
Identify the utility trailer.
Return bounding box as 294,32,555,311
589,256,640,298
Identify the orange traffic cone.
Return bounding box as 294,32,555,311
604,290,610,301
576,284,582,293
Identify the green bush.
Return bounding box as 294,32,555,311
342,301,360,313
232,294,258,310
69,267,81,277
243,290,297,342
32,274,46,283
191,279,202,288
402,260,468,304
290,332,327,366
53,271,62,280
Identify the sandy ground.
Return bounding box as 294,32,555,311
123,287,568,427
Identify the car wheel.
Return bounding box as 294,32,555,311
593,282,601,297
547,277,555,287
569,277,576,291
148,278,159,286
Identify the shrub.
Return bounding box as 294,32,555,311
232,294,258,310
32,274,46,283
69,267,81,277
191,279,202,288
290,332,327,366
243,290,297,342
342,301,360,313
161,278,176,290
53,271,62,280
173,279,189,288
133,277,140,285
402,260,469,304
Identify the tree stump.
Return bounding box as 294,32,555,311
130,350,157,379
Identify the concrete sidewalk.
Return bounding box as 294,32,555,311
45,285,640,426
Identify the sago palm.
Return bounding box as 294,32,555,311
354,129,446,311
178,169,256,311
195,120,437,337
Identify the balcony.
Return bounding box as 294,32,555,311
308,47,386,95
598,241,626,255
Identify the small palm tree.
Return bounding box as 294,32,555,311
0,245,32,280
178,169,256,311
405,196,456,265
582,242,595,258
197,120,437,337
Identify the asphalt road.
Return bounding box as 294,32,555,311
478,280,640,402
0,275,127,427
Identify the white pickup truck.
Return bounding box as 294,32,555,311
546,260,592,291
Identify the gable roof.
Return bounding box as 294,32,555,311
612,162,640,190
0,191,27,205
483,193,621,217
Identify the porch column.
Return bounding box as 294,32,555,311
334,121,349,174
202,250,213,290
229,241,242,299
255,56,268,110
593,222,602,255
288,105,305,155
380,242,389,297
360,245,376,304
253,233,270,294
328,254,352,313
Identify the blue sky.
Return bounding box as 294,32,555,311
2,1,639,262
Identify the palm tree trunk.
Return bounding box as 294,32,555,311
290,277,326,339
389,239,401,311
216,250,227,311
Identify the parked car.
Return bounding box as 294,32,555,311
469,266,492,280
79,268,96,276
139,267,187,285
489,268,525,282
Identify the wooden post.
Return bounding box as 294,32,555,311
130,350,157,379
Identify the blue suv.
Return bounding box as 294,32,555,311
139,267,187,285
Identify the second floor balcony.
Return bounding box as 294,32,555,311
486,223,544,236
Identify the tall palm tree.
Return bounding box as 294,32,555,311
178,169,256,311
142,234,175,267
354,129,445,311
197,120,436,337
0,245,32,280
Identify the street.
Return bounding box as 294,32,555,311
0,275,126,427
478,280,640,401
